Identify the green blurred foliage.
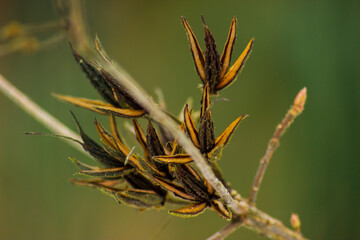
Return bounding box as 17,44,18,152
0,0,359,239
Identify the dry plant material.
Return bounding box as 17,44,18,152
50,17,254,220
9,13,306,239
182,16,254,94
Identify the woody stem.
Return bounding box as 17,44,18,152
248,88,307,204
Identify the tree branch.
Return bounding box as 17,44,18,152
248,88,307,204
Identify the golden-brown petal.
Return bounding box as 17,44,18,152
211,200,232,220
204,179,214,195
169,201,208,217
133,120,147,149
170,122,186,155
109,114,123,143
132,119,150,162
184,104,200,148
210,114,247,156
154,154,193,164
220,17,237,79
95,119,118,150
216,38,254,91
154,177,196,201
181,17,206,82
94,119,141,169
183,164,202,182
94,105,146,118
200,84,211,118
54,94,112,114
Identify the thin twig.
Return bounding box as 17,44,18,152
0,74,85,155
244,205,306,240
208,205,307,240
248,88,307,204
207,218,243,240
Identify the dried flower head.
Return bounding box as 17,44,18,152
52,16,252,220
182,16,254,94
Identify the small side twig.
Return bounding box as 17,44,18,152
248,88,307,204
207,218,244,240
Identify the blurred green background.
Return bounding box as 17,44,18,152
0,0,359,239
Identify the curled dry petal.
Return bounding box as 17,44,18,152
216,38,254,91
169,201,208,217
94,119,141,170
70,112,125,167
209,114,247,157
184,104,200,148
54,94,112,114
94,105,146,118
54,94,145,118
154,154,193,164
109,114,123,142
211,199,232,220
200,83,211,118
154,177,196,201
181,17,206,82
220,17,237,79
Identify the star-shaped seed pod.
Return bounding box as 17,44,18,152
150,122,193,165
154,164,231,220
65,113,167,208
182,16,254,94
55,45,146,118
132,119,184,179
184,84,247,159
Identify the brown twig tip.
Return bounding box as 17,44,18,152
293,87,307,113
290,213,301,232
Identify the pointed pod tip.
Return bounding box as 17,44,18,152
241,113,249,119
52,92,62,99
200,15,206,25
231,16,237,24
184,103,189,111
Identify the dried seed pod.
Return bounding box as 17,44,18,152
71,46,120,107
182,16,254,94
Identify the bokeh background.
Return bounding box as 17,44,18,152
0,0,359,239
